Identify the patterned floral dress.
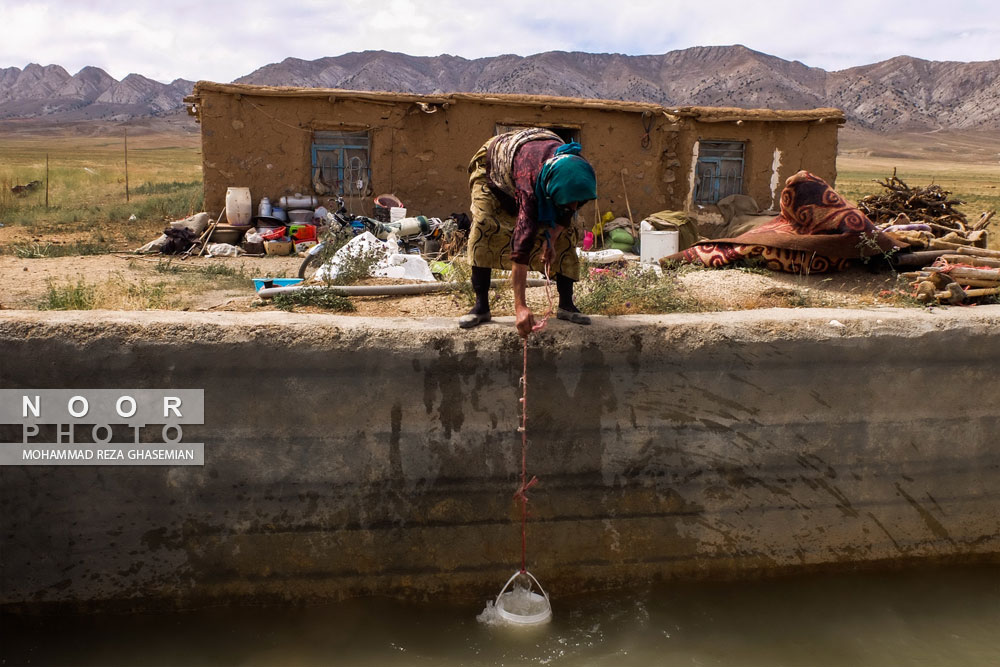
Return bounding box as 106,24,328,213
467,128,581,280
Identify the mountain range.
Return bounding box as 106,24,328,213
0,63,193,121
3,46,999,131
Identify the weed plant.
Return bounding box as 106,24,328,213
442,257,478,309
152,258,254,290
732,256,771,275
38,274,174,310
271,289,355,312
576,262,698,315
306,225,354,282
9,241,112,257
321,244,384,286
439,256,516,310
856,229,900,274
39,280,95,310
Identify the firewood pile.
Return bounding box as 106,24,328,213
859,170,993,250
860,171,998,305
859,171,966,225
900,250,1000,305
893,226,999,305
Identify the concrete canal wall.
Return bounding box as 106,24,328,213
1,308,998,610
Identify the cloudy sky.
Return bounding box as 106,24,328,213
3,0,998,83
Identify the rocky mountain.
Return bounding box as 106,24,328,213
0,63,193,120
236,46,1000,131
3,47,998,130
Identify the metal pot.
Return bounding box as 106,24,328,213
287,209,314,223
252,215,284,229
210,224,248,245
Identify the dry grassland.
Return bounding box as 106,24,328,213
837,128,1000,251
0,116,203,253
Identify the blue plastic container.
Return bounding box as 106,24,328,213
252,278,303,292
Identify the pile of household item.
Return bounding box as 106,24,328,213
134,212,211,255
578,210,699,265
242,187,457,258
244,190,323,257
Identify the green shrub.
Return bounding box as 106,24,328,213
271,289,356,312
39,280,95,310
576,263,698,315
38,274,174,310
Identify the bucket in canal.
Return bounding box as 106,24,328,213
487,570,552,626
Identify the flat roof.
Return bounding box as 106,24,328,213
189,81,845,124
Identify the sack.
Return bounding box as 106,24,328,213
206,243,243,257
641,210,700,251
161,227,198,255
609,228,635,245
169,212,210,236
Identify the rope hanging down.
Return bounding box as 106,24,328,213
513,263,554,573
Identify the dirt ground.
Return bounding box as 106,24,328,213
0,249,904,316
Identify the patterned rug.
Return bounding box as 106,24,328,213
670,171,903,273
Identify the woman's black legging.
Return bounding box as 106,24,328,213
469,266,576,314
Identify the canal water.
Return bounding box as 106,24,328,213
3,566,998,666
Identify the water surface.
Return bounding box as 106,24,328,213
3,566,998,666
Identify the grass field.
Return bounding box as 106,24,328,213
836,158,1000,251
836,128,1000,250
0,118,203,252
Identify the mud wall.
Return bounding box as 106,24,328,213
675,120,840,212
1,308,997,611
196,90,838,225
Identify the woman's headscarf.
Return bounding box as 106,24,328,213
535,142,597,225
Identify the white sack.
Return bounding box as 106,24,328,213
314,232,437,283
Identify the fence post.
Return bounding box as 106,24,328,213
124,128,129,203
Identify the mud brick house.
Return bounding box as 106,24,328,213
185,82,844,220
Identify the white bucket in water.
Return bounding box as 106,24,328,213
225,187,252,226
640,229,679,264
479,570,552,627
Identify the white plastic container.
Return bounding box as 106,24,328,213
225,187,252,226
640,229,679,264
390,206,407,222
280,193,318,209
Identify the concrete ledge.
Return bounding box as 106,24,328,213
1,307,999,609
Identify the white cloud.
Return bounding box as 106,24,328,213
0,0,997,83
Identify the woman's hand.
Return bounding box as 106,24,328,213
541,225,564,269
515,304,535,338
541,241,554,267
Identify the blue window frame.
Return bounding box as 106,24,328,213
311,130,371,196
694,141,745,204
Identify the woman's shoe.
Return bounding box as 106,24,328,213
556,308,591,325
458,312,492,329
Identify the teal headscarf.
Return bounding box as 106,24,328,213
535,142,597,226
